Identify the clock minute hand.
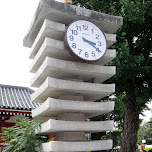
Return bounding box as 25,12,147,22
82,37,101,53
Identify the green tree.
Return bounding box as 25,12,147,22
0,119,49,152
73,0,152,152
138,117,152,145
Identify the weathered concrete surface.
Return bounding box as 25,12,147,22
57,113,85,121
29,19,116,59
35,119,114,135
23,0,123,47
31,77,115,103
57,132,85,141
29,38,116,73
29,20,65,59
58,95,84,101
56,113,86,141
41,140,113,151
30,56,116,87
32,97,115,119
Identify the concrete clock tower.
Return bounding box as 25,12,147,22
23,0,123,151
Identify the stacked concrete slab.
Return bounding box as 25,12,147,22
23,0,123,151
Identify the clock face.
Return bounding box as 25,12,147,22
65,20,107,62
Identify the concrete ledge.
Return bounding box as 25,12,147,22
32,97,114,119
35,119,114,135
30,56,116,87
31,77,115,103
41,140,113,151
23,0,123,47
29,37,116,73
29,19,116,59
29,19,65,59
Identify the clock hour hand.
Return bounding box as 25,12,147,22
82,37,102,53
82,37,96,46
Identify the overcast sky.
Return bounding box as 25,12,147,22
0,0,151,122
0,0,39,87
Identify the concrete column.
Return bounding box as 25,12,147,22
23,1,123,151
57,93,85,141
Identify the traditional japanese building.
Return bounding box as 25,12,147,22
0,84,39,151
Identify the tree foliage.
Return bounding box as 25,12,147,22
138,117,152,145
0,119,48,152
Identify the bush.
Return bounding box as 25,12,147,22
0,118,49,152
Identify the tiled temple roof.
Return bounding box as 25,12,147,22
0,84,39,111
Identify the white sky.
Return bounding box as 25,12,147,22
0,0,39,87
0,0,151,122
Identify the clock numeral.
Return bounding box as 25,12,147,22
96,34,99,39
82,25,88,31
85,52,89,58
76,26,82,31
72,43,76,49
70,35,74,41
71,30,78,35
78,49,82,54
92,51,95,57
96,48,101,53
91,29,94,34
98,41,102,46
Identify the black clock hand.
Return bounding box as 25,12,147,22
82,37,96,46
82,37,102,53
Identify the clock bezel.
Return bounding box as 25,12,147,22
64,20,107,63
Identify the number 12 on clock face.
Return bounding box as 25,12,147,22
65,20,107,62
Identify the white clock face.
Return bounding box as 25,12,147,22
65,20,107,62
